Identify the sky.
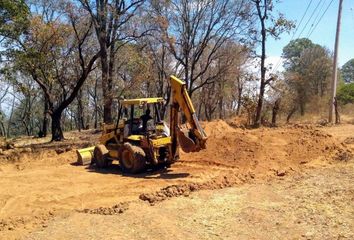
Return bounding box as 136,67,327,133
266,0,354,70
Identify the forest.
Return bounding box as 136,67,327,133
0,0,353,141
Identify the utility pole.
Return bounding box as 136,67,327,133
329,0,343,123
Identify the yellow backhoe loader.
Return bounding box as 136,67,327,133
77,75,207,173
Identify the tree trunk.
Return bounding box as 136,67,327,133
272,99,280,127
77,89,85,131
6,95,15,138
101,40,112,124
106,34,116,123
254,0,267,127
236,79,243,116
41,99,49,137
300,102,305,116
218,97,224,119
92,76,99,129
0,121,6,137
51,111,64,141
286,107,297,123
204,104,212,121
255,83,265,126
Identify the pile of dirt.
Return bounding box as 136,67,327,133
138,121,352,205
81,202,130,215
139,172,253,205
182,120,353,176
344,137,354,145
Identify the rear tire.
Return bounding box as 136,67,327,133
94,144,109,168
119,143,146,174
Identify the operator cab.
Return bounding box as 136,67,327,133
117,98,169,138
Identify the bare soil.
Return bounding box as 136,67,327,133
0,122,353,239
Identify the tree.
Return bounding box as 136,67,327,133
282,39,332,116
337,83,354,105
0,0,29,41
143,37,175,118
6,2,100,141
341,59,354,84
79,0,146,123
298,46,332,97
282,38,315,71
252,0,294,127
197,40,250,120
151,0,253,97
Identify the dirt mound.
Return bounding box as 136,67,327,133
139,172,252,205
344,137,354,145
139,121,352,205
182,120,352,175
81,202,129,215
202,119,238,136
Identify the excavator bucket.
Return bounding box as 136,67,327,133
76,146,95,165
177,127,199,153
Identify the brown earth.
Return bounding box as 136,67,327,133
0,121,353,239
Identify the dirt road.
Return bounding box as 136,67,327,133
0,122,353,239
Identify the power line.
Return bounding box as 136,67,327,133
297,0,323,39
291,0,313,39
350,8,354,23
307,0,336,38
306,0,328,36
271,0,314,73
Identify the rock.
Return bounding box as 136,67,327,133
317,119,328,126
65,147,73,152
55,148,65,154
335,150,353,162
21,147,32,153
1,149,14,156
6,143,15,150
276,169,287,177
15,164,25,171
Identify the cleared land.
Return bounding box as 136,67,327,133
0,121,353,239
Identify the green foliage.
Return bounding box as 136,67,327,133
282,38,315,71
0,0,29,40
282,38,332,116
337,83,354,105
341,59,354,84
267,13,295,39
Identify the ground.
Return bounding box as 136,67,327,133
0,121,353,239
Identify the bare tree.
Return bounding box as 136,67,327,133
252,0,294,127
151,0,253,97
79,0,146,123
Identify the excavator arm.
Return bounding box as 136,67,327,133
170,75,207,154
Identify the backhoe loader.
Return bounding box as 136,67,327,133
77,75,207,173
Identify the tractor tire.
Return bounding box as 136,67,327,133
119,143,146,174
94,144,109,168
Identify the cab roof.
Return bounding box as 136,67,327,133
122,97,164,106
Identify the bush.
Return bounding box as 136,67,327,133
337,83,354,105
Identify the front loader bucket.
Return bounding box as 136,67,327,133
76,146,95,165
